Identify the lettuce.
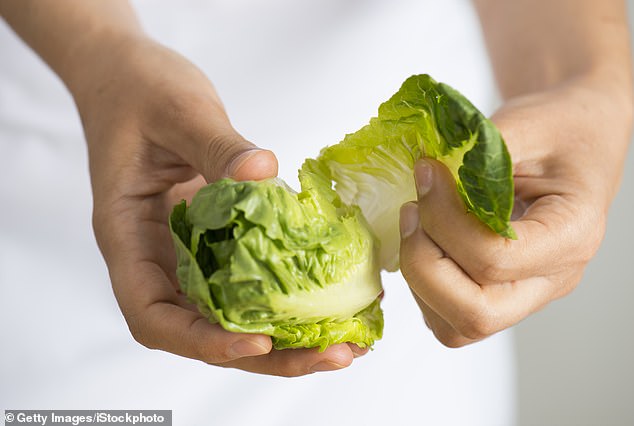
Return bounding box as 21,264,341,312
318,74,515,271
169,162,383,351
169,74,514,350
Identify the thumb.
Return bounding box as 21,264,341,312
199,133,279,182
146,88,279,182
399,201,447,281
158,101,278,182
225,143,279,182
414,157,502,249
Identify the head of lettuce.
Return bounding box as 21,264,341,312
169,74,514,352
169,160,384,351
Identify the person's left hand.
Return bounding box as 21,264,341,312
398,79,632,347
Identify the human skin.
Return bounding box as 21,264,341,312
399,0,633,347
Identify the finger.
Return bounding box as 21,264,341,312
191,132,278,183
114,260,356,375
413,158,593,285
148,91,279,182
400,206,475,348
113,260,272,365
138,302,273,364
184,121,278,183
347,343,370,358
227,148,279,182
410,290,477,348
399,202,554,340
400,202,485,326
221,344,355,377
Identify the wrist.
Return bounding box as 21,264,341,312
504,66,633,132
575,64,633,119
0,0,145,101
63,30,147,105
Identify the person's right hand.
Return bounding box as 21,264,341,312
398,77,632,347
71,34,366,376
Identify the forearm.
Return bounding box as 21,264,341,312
474,0,633,108
0,0,143,95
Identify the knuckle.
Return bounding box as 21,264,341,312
455,304,499,340
400,258,429,290
273,360,310,378
427,317,472,348
193,336,224,366
581,213,606,263
552,269,585,300
564,200,607,260
400,264,418,287
200,350,228,366
189,319,239,365
433,327,469,348
126,313,157,350
284,367,309,378
91,209,107,248
469,248,512,285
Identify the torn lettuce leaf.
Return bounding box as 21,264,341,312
317,74,515,271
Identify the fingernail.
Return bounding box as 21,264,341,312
414,159,433,197
310,360,346,373
399,202,419,239
228,338,269,358
227,149,261,178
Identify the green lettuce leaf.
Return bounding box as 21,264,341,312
169,174,384,351
317,74,515,271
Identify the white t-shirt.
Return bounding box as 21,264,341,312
0,1,516,425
